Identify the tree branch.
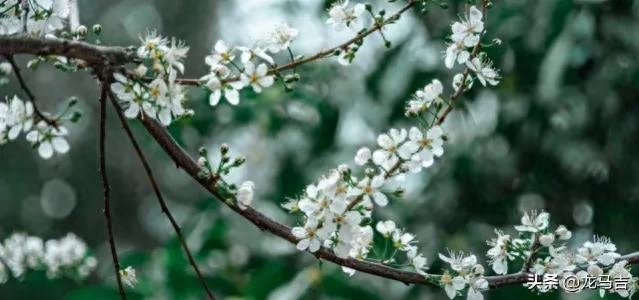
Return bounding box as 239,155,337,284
108,92,217,300
0,0,417,87
0,35,137,67
98,81,127,300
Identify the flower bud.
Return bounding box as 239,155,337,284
92,24,102,35
539,233,555,247
337,164,349,174
0,62,12,75
220,143,229,155
75,25,88,36
354,147,371,166
555,225,572,240
233,156,246,167
134,64,148,77
197,157,207,167
365,168,375,177
198,147,208,156
473,264,485,275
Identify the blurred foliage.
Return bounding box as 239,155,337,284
1,0,639,299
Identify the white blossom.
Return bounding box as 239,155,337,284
326,0,366,31
439,251,478,273
406,247,428,275
440,271,466,299
2,96,34,140
119,266,137,288
539,233,555,247
1,0,72,35
555,225,572,240
240,62,274,93
391,229,415,250
354,147,371,165
237,181,255,210
514,211,549,233
453,73,474,92
466,56,500,86
467,277,488,300
576,236,621,267
349,175,388,207
375,220,396,238
25,121,70,159
262,23,299,53
0,232,95,281
451,6,484,48
237,47,274,65
444,42,471,69
486,230,510,275
292,219,330,252
405,79,444,115
206,40,236,65
399,126,445,172
372,128,407,169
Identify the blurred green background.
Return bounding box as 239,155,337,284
2,0,639,299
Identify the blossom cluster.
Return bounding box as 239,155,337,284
0,96,71,159
325,0,367,65
281,3,496,285
282,122,445,276
111,33,191,126
438,251,489,300
0,233,96,284
0,0,72,36
444,6,499,90
200,22,299,107
480,211,638,299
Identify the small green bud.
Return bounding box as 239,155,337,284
233,156,246,167
220,143,229,155
198,147,208,156
75,25,88,36
92,24,102,35
70,111,82,123
68,97,78,107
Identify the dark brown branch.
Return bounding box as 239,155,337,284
0,35,137,66
4,55,58,126
98,81,127,300
108,93,217,300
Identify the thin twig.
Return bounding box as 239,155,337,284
4,55,58,126
20,0,28,33
108,92,217,300
98,81,128,300
521,233,540,272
